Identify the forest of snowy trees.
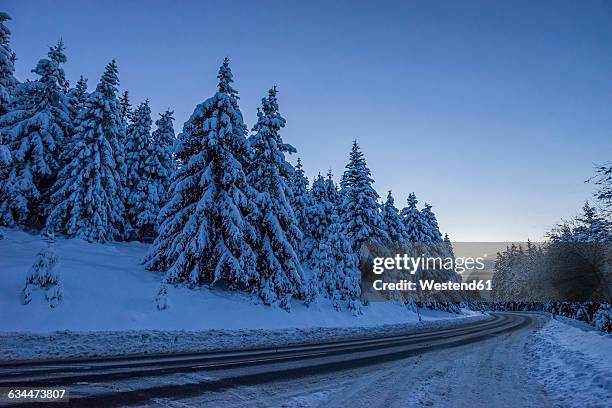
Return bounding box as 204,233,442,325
0,13,450,313
491,195,612,332
2,12,609,327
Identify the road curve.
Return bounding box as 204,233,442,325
0,312,538,407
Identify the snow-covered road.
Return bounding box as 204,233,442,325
138,313,568,408
4,313,609,408
141,312,552,408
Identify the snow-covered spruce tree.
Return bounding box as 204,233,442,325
421,203,443,242
125,100,152,238
381,190,407,242
317,217,362,313
308,171,362,313
62,76,88,170
0,40,71,227
155,283,169,311
0,12,16,170
145,58,258,291
0,12,16,118
288,157,311,260
67,76,88,125
301,172,335,277
119,90,131,127
246,86,307,308
339,140,388,252
21,233,62,308
324,169,340,206
151,109,176,195
46,60,127,242
132,111,176,241
400,193,429,242
591,162,612,213
573,201,611,242
444,233,454,257
307,174,336,256
593,304,612,333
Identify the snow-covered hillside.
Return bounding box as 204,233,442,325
0,229,473,334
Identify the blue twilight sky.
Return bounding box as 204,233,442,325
6,0,612,241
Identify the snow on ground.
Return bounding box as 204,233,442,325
527,317,612,408
0,229,481,361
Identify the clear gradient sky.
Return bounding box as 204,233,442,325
6,0,612,241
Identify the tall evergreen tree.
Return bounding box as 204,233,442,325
0,40,71,226
135,112,175,240
118,90,132,146
573,201,611,242
308,170,362,312
316,216,361,313
119,90,131,126
0,12,16,192
151,109,176,195
324,169,340,206
67,76,88,125
444,233,454,257
145,58,258,290
421,202,443,242
381,190,407,242
306,173,336,267
339,140,388,252
247,86,306,308
0,12,16,118
400,193,429,242
125,100,152,238
46,60,127,242
289,157,311,235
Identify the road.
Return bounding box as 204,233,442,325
0,312,548,407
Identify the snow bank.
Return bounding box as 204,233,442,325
0,314,488,362
528,318,612,408
0,229,475,334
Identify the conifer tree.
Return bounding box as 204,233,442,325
247,86,306,308
0,41,71,226
421,202,443,242
381,190,407,242
289,157,311,236
317,217,361,313
324,169,340,206
400,193,428,242
134,137,171,240
444,233,454,257
21,233,62,308
67,76,88,125
0,12,16,171
151,109,176,195
573,201,611,242
145,58,258,290
125,100,152,237
119,90,131,126
46,60,127,242
339,140,388,252
0,12,16,118
308,170,362,313
306,173,337,268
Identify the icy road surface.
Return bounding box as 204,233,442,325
137,313,553,408
138,314,611,408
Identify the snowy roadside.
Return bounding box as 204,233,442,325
0,313,488,362
527,317,612,408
